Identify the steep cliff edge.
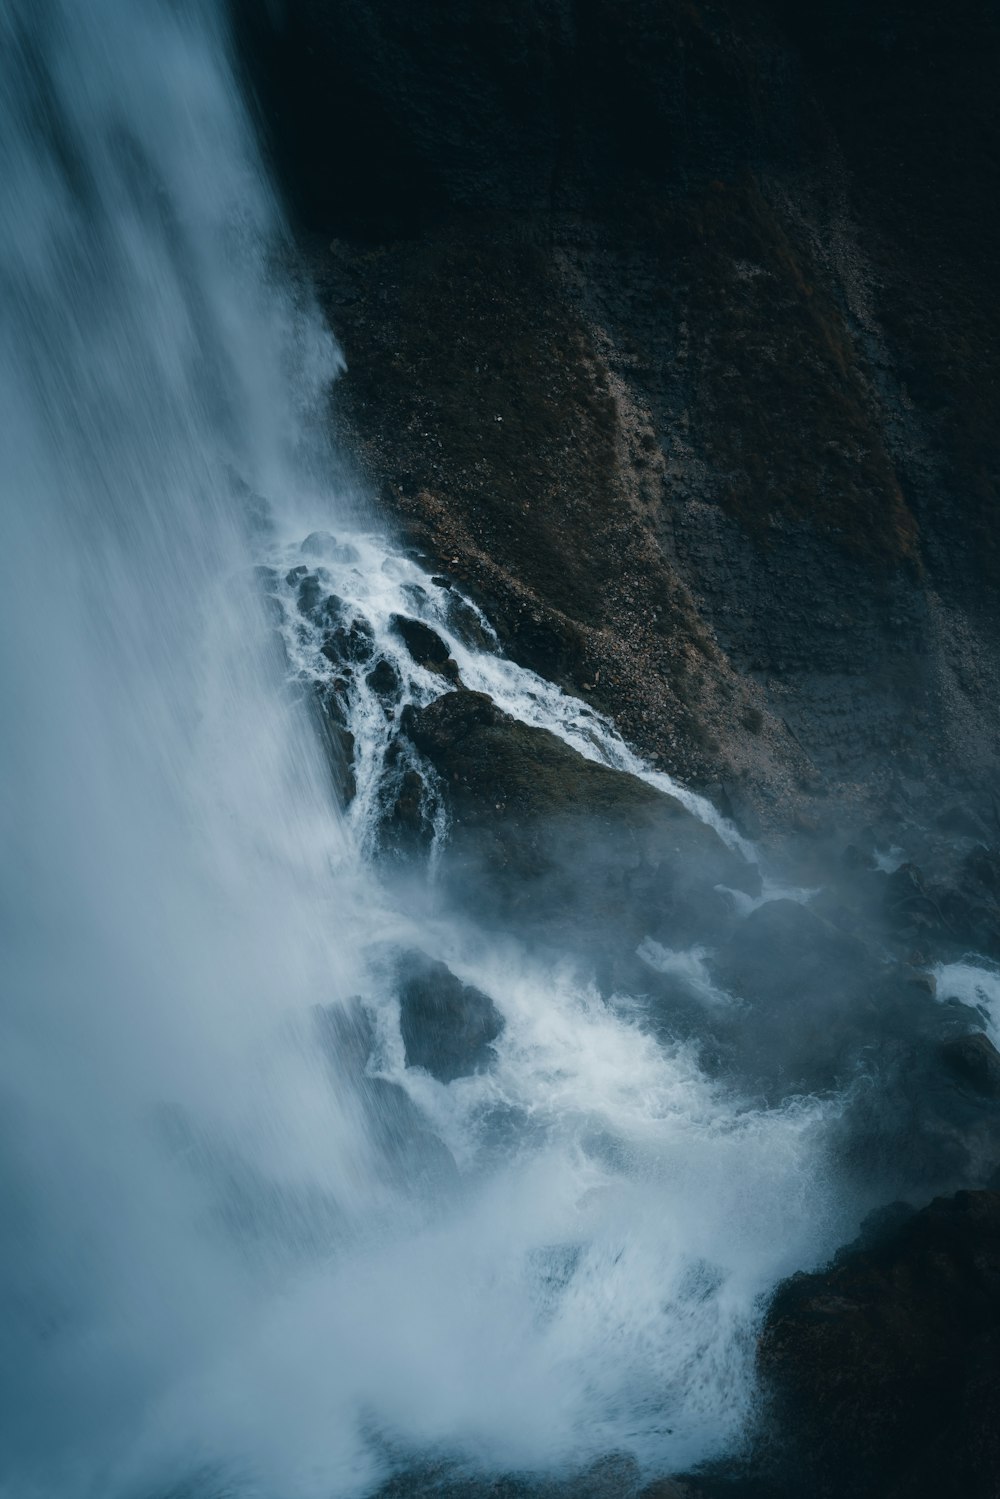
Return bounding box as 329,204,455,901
233,0,1000,844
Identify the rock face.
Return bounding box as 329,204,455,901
389,614,459,681
756,1190,1000,1499
234,0,1000,836
940,1032,1000,1102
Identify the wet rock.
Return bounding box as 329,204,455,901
238,565,285,626
390,613,459,681
313,997,377,1076
939,846,1000,958
936,804,992,841
400,689,758,959
366,657,400,697
756,1190,1000,1499
295,570,326,616
431,578,497,651
940,1032,1000,1100
239,0,1000,836
250,564,280,591
884,849,1000,959
319,604,376,669
395,949,504,1083
380,761,436,857
902,966,937,998
362,1072,459,1190
715,898,874,1007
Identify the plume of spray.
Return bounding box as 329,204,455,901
0,4,855,1497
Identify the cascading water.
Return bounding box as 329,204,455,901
0,4,854,1496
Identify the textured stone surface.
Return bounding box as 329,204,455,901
234,0,1000,839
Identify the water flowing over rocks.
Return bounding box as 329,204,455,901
399,688,758,962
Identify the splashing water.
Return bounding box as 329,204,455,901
933,958,1000,1038
0,4,853,1497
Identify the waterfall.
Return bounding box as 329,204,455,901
0,4,850,1496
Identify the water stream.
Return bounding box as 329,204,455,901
0,5,852,1495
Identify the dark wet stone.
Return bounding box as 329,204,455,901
936,804,992,841
314,998,376,1075
756,1190,1000,1499
366,657,401,697
320,611,375,669
708,898,893,1093
431,579,497,651
250,564,280,590
940,1031,1000,1100
390,613,459,680
296,571,326,616
311,681,356,806
381,765,432,855
884,850,1000,959
395,949,504,1083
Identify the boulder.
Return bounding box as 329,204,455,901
389,613,459,681
366,657,401,697
940,1031,1000,1101
395,949,504,1083
883,849,1000,959
301,529,360,564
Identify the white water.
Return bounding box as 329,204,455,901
0,4,852,1496
934,958,1000,1038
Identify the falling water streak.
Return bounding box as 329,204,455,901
0,5,854,1499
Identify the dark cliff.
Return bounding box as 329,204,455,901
233,0,1000,844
